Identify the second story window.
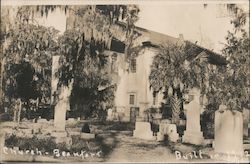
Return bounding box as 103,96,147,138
129,94,135,105
130,58,136,73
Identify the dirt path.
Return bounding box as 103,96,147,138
105,132,181,163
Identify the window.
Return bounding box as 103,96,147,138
111,53,117,73
129,94,135,105
130,58,136,73
153,91,158,106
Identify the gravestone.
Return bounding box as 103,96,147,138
67,118,77,125
0,132,5,162
157,122,179,142
51,55,73,145
79,123,95,139
243,108,249,138
182,88,204,145
133,121,154,140
80,133,95,139
156,132,165,141
214,107,244,156
166,124,179,142
106,108,113,121
157,121,168,141
37,118,48,123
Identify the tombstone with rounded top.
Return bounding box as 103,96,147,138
214,105,244,156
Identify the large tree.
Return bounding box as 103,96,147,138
1,5,140,120
2,6,59,121
206,4,249,111
149,42,209,124
55,5,140,119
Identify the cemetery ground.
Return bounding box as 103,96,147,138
1,119,243,163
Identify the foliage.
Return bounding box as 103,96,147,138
57,27,116,118
149,42,209,122
56,5,139,118
5,134,57,153
5,134,104,155
3,15,59,105
5,61,38,101
206,5,249,111
1,5,140,119
201,109,215,138
150,42,210,93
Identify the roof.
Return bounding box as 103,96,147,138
113,21,227,66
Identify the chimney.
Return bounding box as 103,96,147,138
179,34,184,41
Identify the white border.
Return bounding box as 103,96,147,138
1,0,249,6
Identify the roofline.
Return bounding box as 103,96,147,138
114,21,228,65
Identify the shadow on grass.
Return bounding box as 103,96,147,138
96,131,119,161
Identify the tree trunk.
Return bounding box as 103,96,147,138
13,109,17,122
171,93,181,125
0,57,6,111
17,98,22,124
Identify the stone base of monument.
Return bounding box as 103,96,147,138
133,122,154,140
80,133,95,140
168,132,179,142
182,131,204,145
51,131,72,146
68,131,81,136
166,124,179,142
156,132,165,141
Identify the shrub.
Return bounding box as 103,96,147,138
5,134,105,155
5,134,57,153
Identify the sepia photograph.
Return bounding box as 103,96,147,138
0,0,249,163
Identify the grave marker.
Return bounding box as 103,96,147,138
182,88,204,145
214,108,244,156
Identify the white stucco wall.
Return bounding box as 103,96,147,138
114,47,165,118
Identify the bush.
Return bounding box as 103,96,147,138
201,110,215,139
5,134,57,153
105,122,134,131
5,134,105,155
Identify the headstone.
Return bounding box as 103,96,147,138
214,108,244,156
67,118,77,125
81,123,91,133
133,121,154,140
166,124,179,142
157,123,179,142
182,88,204,145
159,121,169,135
107,108,113,121
80,133,95,139
37,118,48,123
51,56,73,145
53,84,72,132
69,131,81,136
0,132,5,162
243,108,250,138
156,132,165,141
